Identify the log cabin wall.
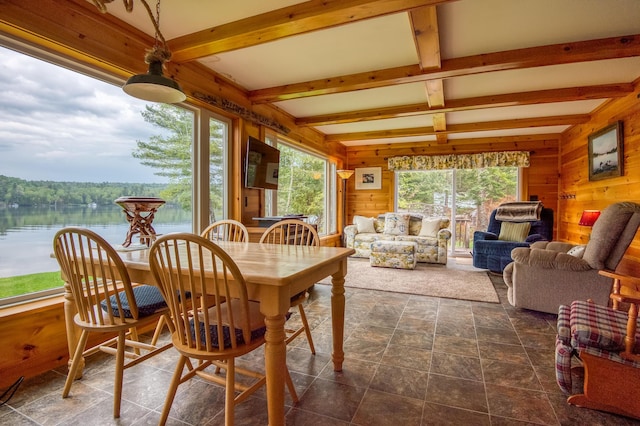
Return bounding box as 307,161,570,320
558,80,640,273
344,138,560,236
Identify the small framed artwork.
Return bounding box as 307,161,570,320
588,121,623,181
355,167,382,190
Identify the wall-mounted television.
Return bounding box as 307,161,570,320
244,136,280,190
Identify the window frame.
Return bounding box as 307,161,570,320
264,133,337,236
394,167,521,256
0,41,233,306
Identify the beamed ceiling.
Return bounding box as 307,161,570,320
17,0,640,146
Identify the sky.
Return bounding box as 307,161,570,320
0,45,169,183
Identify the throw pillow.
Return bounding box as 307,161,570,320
353,215,376,233
567,245,586,258
418,218,441,237
408,215,423,235
383,212,410,236
498,222,531,242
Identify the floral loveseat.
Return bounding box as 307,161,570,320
344,213,451,264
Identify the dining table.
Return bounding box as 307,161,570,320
61,240,354,426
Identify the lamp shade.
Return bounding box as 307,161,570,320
123,60,186,104
579,210,601,227
337,169,355,180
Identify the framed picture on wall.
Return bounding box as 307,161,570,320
355,167,382,190
588,121,623,181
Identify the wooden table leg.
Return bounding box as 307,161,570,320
330,258,347,371
264,313,287,426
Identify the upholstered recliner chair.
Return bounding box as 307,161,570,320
472,203,554,273
503,201,640,314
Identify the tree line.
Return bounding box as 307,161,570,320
0,175,170,207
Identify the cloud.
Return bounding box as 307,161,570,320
0,46,170,183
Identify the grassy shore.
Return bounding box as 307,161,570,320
0,272,63,298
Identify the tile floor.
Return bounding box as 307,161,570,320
1,271,639,425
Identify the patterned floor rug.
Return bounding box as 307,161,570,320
318,257,499,303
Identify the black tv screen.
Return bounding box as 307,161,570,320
245,136,280,190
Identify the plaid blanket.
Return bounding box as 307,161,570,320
495,201,542,221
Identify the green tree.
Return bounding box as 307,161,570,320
397,171,450,214
457,167,517,226
276,145,325,231
133,105,192,209
132,105,225,217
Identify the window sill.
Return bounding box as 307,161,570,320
0,294,65,319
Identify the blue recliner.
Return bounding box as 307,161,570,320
472,206,554,273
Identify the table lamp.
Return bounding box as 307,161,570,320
579,209,600,240
578,210,601,227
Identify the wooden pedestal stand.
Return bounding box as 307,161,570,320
114,196,165,247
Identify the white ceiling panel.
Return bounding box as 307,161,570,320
341,135,438,146
275,82,429,117
444,57,640,99
101,0,308,38
316,115,435,135
446,100,606,124
201,13,417,90
447,126,570,140
438,0,640,58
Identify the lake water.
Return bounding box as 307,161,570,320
0,205,192,278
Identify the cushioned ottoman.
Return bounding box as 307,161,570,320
370,240,417,270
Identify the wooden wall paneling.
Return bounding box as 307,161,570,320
559,82,640,266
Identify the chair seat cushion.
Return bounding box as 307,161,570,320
192,300,267,348
101,285,167,318
569,300,640,352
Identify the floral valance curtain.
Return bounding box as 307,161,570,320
387,151,530,171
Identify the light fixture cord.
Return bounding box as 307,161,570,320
92,0,172,64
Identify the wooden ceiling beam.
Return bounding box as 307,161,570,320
168,0,455,62
250,34,640,103
324,114,590,141
410,6,447,143
410,6,441,70
295,83,633,126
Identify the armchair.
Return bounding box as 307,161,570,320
503,201,640,314
555,271,640,419
472,205,554,273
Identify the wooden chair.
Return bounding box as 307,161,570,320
555,270,640,420
201,219,249,243
149,233,298,426
53,227,173,418
259,219,319,354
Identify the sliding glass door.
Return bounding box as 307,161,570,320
396,167,518,256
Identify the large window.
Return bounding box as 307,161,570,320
265,134,337,235
396,167,519,255
0,43,229,305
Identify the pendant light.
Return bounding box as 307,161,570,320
94,0,186,103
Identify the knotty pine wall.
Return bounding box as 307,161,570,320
558,81,640,273
344,138,560,237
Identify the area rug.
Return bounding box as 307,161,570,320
318,257,499,303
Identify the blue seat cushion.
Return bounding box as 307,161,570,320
190,319,267,349
101,285,167,318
